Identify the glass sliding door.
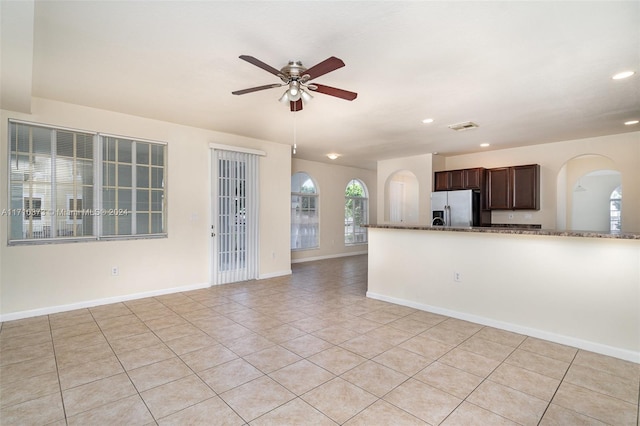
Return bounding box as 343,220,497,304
211,149,259,284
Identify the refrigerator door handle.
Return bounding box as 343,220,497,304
445,205,450,227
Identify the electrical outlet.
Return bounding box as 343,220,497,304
508,213,514,220
111,266,119,276
454,271,462,282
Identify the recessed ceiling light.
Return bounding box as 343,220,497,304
422,118,434,124
624,120,639,125
327,153,339,160
480,143,490,147
612,71,635,80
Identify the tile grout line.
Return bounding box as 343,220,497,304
535,349,578,425
48,314,69,425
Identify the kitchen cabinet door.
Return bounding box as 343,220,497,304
511,164,540,210
464,168,483,190
449,170,465,190
434,171,450,191
487,167,511,209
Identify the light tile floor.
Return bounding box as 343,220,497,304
1,255,638,425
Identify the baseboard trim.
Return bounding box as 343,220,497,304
366,291,639,364
258,270,292,279
291,250,368,264
0,282,210,322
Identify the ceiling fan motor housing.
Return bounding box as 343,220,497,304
280,61,308,83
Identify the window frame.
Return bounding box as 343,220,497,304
610,186,622,232
344,179,368,245
7,119,168,245
291,172,319,251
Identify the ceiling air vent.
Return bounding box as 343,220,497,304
448,121,479,131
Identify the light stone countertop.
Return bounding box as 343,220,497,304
365,224,640,240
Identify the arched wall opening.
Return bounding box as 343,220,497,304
384,170,419,224
556,154,621,232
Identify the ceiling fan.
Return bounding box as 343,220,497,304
232,55,357,112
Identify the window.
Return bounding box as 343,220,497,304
102,136,166,236
68,198,82,221
610,186,622,231
291,172,318,250
24,198,42,220
345,179,368,244
7,120,167,244
9,122,95,240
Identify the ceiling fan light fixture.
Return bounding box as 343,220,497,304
288,81,301,101
301,89,313,104
278,91,289,103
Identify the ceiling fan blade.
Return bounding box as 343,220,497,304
303,57,345,80
232,83,283,95
290,99,303,112
239,55,282,77
310,84,358,101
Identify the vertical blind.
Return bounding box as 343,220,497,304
9,122,96,240
213,149,259,284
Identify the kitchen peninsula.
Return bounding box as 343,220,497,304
366,225,640,362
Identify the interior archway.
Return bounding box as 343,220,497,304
384,170,419,224
556,154,621,232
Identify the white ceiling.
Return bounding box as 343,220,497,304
2,1,639,170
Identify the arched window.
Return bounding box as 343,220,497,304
291,172,319,250
345,179,368,244
610,186,622,231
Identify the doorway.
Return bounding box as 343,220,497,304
211,148,260,284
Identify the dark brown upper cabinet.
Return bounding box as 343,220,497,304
463,168,483,190
487,164,540,210
511,164,540,210
487,167,511,209
434,167,485,191
449,169,465,190
434,171,451,191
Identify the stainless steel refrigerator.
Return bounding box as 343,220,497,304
430,189,480,227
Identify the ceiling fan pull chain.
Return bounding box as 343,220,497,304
293,111,297,149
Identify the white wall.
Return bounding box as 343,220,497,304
368,227,640,362
1,98,291,319
443,132,640,232
291,158,376,262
